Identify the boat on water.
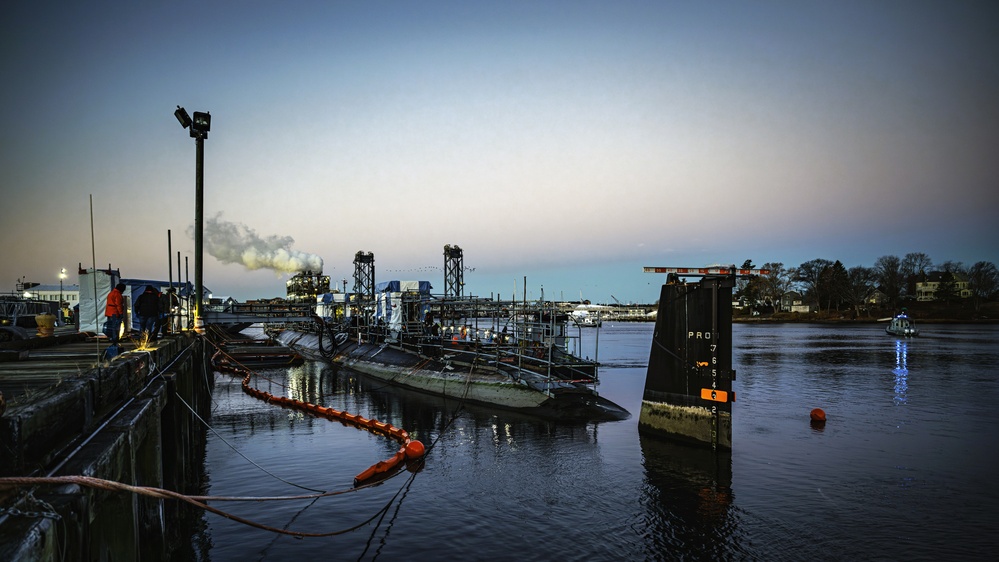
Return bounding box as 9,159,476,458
270,280,630,421
570,312,602,327
885,310,919,337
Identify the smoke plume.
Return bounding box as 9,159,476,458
192,214,324,274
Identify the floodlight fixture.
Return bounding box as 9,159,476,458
173,103,211,323
192,111,211,137
174,106,192,129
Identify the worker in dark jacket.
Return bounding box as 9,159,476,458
134,285,160,340
104,283,126,343
157,287,179,337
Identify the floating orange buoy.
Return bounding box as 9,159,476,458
405,440,426,459
810,408,826,422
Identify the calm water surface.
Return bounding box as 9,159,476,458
187,323,999,561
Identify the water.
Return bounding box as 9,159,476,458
187,323,999,560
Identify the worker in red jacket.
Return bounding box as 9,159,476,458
104,283,126,344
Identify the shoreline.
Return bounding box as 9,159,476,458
732,317,998,324
604,316,998,325
603,318,998,325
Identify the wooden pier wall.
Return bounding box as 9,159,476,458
0,333,213,560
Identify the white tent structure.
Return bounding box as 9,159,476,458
77,268,122,334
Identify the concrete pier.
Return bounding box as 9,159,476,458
0,330,213,560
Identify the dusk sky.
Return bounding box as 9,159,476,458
3,1,997,304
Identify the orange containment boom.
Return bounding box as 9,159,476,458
211,349,425,486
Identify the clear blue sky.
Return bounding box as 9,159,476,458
3,1,997,303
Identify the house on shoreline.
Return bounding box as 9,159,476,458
915,271,971,301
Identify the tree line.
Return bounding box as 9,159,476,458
735,253,999,315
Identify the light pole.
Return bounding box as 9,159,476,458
59,268,66,323
174,105,211,328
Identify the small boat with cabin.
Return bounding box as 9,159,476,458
885,310,918,337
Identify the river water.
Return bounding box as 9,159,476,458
186,322,999,561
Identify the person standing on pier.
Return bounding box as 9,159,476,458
134,285,160,340
157,287,179,337
104,283,126,344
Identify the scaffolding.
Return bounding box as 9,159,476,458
353,251,375,302
443,244,463,299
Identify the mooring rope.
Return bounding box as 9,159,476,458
359,466,420,561
172,388,327,494
0,475,410,538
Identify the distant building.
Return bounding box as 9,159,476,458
207,296,239,311
286,271,330,302
19,283,80,306
915,271,971,301
780,291,812,312
247,297,286,304
866,288,888,306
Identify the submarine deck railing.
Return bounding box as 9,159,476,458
249,293,599,387
201,302,315,324
330,312,600,392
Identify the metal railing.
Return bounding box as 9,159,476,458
201,302,316,324
0,296,59,324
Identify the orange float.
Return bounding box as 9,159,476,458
210,339,425,486
405,440,425,459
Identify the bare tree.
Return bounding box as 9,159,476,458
797,259,833,310
967,261,999,312
784,266,799,309
759,262,794,311
937,260,967,276
735,259,758,310
874,255,904,309
901,252,933,298
842,266,876,317
902,252,933,275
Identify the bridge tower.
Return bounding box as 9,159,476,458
353,251,375,302
443,244,463,299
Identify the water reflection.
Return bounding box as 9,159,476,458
893,340,908,406
192,324,999,560
638,434,741,559
284,362,333,405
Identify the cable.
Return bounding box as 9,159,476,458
0,475,404,538
172,389,326,494
357,469,420,562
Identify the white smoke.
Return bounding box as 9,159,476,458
191,214,324,274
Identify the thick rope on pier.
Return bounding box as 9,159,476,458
0,474,412,538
